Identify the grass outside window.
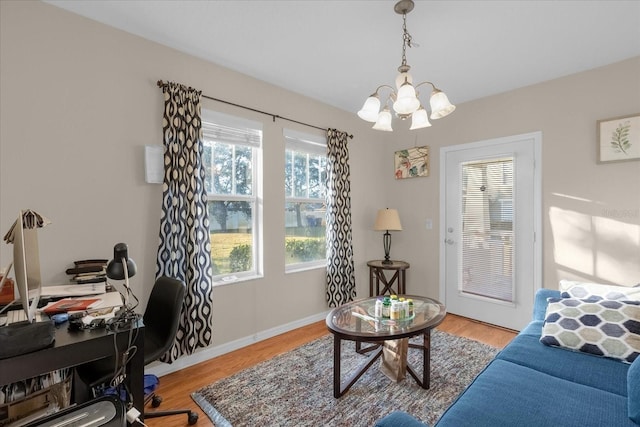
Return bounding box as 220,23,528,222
210,232,325,274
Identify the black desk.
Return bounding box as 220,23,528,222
0,320,145,417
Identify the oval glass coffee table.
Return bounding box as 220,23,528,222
326,295,446,398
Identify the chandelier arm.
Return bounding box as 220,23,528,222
379,92,397,109
414,81,437,91
386,93,397,105
373,84,396,96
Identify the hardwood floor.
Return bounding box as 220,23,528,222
144,314,516,427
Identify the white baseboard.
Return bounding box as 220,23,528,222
146,310,331,378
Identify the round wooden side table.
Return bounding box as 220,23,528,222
367,259,410,296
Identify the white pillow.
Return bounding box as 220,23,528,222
540,297,640,363
559,280,640,302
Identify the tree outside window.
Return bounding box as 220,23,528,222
202,110,261,281
284,129,327,269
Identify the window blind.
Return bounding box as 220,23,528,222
284,128,326,155
460,158,514,303
201,109,262,147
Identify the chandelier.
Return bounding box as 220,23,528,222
357,0,455,131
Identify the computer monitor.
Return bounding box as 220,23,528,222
12,211,42,323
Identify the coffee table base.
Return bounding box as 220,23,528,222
333,331,432,398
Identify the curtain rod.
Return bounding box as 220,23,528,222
157,80,353,139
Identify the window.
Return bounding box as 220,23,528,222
461,157,514,302
284,129,327,270
202,110,262,282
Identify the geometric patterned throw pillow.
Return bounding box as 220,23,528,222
559,280,640,302
540,297,640,363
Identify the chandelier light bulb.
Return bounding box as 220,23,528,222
429,89,456,119
410,106,431,130
357,94,381,122
372,107,393,131
393,82,420,115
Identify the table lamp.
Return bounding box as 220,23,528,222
374,208,402,265
106,242,137,309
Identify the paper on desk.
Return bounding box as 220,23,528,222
83,306,120,325
90,291,124,310
42,297,101,314
40,283,106,297
39,291,123,314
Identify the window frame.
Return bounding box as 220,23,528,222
284,128,328,273
201,109,263,285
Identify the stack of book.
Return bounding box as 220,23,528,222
65,259,108,284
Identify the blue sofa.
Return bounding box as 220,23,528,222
376,289,640,427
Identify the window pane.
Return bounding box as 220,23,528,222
284,129,327,268
461,158,514,302
308,155,326,198
234,145,253,196
212,142,233,195
208,200,253,275
285,150,293,198
285,202,326,264
205,141,254,197
293,152,307,198
203,109,261,281
203,143,212,194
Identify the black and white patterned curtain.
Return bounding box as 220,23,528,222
325,128,356,307
156,81,214,362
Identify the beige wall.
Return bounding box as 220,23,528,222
0,1,388,349
1,0,638,363
384,57,640,300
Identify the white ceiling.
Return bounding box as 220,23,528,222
44,0,640,115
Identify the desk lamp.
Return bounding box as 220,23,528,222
374,208,403,265
106,243,137,310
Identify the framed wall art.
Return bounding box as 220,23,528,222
597,113,640,163
394,145,429,179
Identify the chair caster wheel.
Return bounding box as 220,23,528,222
151,396,162,408
188,412,198,424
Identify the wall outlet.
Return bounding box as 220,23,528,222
425,219,433,230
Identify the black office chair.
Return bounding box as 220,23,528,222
76,276,198,425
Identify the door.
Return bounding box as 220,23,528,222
440,132,541,331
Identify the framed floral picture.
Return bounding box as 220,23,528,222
597,113,640,163
394,145,429,179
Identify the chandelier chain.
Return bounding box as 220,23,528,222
400,12,412,67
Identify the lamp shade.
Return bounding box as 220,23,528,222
106,242,137,280
410,106,431,130
372,107,393,131
393,83,420,115
357,95,381,122
429,89,456,119
374,208,402,231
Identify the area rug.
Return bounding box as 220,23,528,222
191,330,498,427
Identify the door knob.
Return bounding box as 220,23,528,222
445,239,455,245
